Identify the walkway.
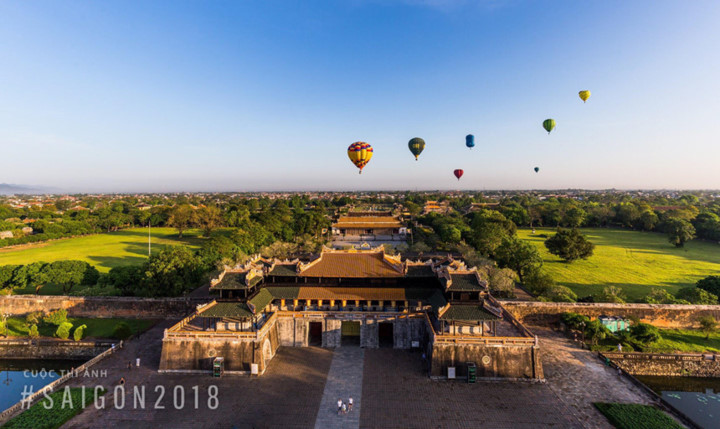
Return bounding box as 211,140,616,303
314,347,365,429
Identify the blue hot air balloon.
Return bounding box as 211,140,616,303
466,134,475,149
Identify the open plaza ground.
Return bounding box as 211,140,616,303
44,322,662,429
518,228,720,301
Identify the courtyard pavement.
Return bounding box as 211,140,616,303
57,322,664,429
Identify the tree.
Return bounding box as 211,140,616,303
544,228,594,262
630,322,662,344
42,260,100,293
113,322,133,340
696,275,720,298
168,204,196,238
637,211,659,231
196,205,223,237
482,266,517,298
584,320,610,345
494,237,543,282
73,324,87,341
524,269,556,296
43,309,68,326
598,286,626,303
540,285,578,302
698,316,717,340
642,288,676,304
56,322,73,340
675,287,718,304
142,246,203,297
563,207,586,228
665,218,695,248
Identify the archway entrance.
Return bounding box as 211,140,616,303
309,322,323,346
341,321,361,346
378,322,394,348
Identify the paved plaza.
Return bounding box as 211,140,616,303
57,322,661,429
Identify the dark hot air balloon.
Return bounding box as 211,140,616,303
347,142,373,174
408,137,425,160
454,169,464,180
466,134,475,149
543,119,556,134
534,167,540,173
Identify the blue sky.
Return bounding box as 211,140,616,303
1,0,719,192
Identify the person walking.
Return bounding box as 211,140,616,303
337,398,343,415
341,402,347,415
119,377,125,386
348,397,353,411
617,343,623,352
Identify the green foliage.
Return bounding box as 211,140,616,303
696,275,720,297
113,322,133,340
43,309,68,326
540,285,577,302
560,312,591,331
28,324,39,338
584,320,610,345
630,322,662,344
523,269,556,296
494,236,543,281
698,316,717,339
665,218,696,248
641,288,677,304
544,228,595,262
141,246,203,297
73,324,87,341
25,311,42,326
55,322,73,340
1,387,106,429
593,403,682,429
675,287,718,304
597,286,626,303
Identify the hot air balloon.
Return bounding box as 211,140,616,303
453,169,464,180
408,137,425,160
466,134,475,149
543,119,556,134
578,90,591,103
347,142,373,174
534,167,540,173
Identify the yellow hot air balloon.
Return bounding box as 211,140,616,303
347,141,373,174
579,90,591,103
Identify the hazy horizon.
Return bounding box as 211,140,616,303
2,1,719,192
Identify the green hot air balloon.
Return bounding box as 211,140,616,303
408,137,425,161
542,119,556,134
534,167,540,173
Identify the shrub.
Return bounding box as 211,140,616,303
561,312,590,331
25,311,43,326
73,324,87,341
698,316,717,339
584,320,610,345
56,322,73,340
675,287,718,305
541,285,577,302
524,270,555,296
43,309,68,326
697,275,720,297
630,322,662,344
28,324,39,338
113,322,133,340
641,288,676,304
597,286,626,303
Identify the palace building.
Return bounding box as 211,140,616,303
159,246,542,380
331,211,407,241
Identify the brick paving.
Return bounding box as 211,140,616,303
62,321,333,429
360,348,582,429
534,326,656,429
314,347,364,429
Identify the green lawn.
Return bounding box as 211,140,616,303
5,317,156,339
518,228,720,301
593,329,720,353
0,227,206,273
593,403,682,429
1,387,106,429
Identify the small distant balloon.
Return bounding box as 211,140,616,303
465,134,475,149
578,90,591,103
347,142,373,174
542,119,556,134
408,137,425,161
454,169,464,180
534,167,540,173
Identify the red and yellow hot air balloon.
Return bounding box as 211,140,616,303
454,169,464,180
347,141,373,174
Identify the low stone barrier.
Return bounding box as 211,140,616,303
502,301,720,329
0,295,210,318
0,341,123,425
0,339,117,359
601,351,720,378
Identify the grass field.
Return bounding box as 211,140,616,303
0,228,206,273
5,317,156,339
518,228,720,301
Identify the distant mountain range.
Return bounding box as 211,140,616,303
0,183,57,195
